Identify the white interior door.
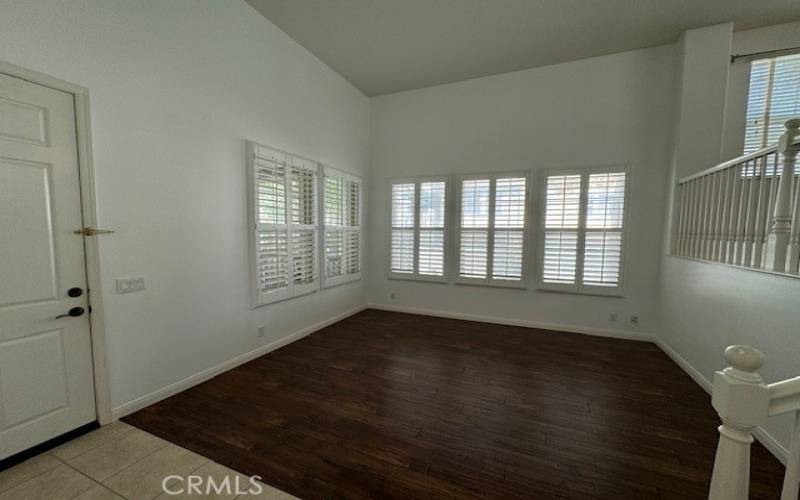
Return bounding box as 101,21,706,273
0,72,96,460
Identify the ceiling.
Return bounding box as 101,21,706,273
246,0,800,96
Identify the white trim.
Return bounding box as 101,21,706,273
0,60,113,426
367,303,654,341
654,337,790,466
112,304,368,419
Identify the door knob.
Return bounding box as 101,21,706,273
67,287,83,297
56,307,85,319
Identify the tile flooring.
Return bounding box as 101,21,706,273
0,422,297,500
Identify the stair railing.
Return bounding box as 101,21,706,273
674,118,800,273
708,345,800,500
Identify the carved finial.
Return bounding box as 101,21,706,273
723,345,765,382
785,118,800,131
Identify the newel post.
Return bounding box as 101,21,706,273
767,119,800,272
708,346,770,500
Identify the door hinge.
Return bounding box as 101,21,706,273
74,227,115,236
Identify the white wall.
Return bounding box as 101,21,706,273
658,23,800,460
0,0,370,414
367,45,677,337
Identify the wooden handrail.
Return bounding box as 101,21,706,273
679,123,800,184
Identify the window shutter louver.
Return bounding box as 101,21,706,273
744,54,800,153
249,142,319,306
540,169,627,294
389,179,447,279
459,179,491,279
583,173,625,287
456,175,527,285
542,175,581,285
322,166,362,287
492,177,526,281
419,182,445,276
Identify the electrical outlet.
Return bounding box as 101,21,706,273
609,313,618,322
389,292,397,300
630,315,639,324
257,326,266,338
115,276,145,294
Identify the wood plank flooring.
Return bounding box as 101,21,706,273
124,310,787,499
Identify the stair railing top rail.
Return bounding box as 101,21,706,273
678,119,800,185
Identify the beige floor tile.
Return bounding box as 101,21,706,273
65,428,169,481
104,444,208,499
52,421,136,461
0,464,95,500
72,484,125,500
154,461,250,500
235,481,298,500
0,453,61,493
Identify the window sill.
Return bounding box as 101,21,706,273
388,274,448,284
536,286,624,298
455,279,527,290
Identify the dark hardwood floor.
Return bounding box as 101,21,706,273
124,310,786,499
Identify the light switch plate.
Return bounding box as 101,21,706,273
116,276,145,294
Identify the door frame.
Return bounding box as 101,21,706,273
0,60,113,425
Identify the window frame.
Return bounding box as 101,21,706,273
386,176,450,283
454,171,530,289
247,140,320,308
536,165,630,297
743,52,800,154
321,165,363,289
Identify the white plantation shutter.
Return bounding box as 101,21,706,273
419,182,445,276
389,179,447,279
583,173,625,287
390,183,415,273
492,177,526,280
323,166,362,287
540,169,627,294
543,175,581,284
744,54,800,153
457,175,527,285
459,179,490,279
248,142,319,306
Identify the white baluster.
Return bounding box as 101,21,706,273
676,183,687,255
781,411,800,500
789,176,800,273
753,157,770,269
734,163,750,266
708,346,770,500
768,119,800,272
744,163,761,267
725,169,741,264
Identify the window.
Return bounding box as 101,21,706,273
744,53,800,153
539,169,627,295
456,174,527,286
389,178,447,280
323,166,362,287
248,142,318,306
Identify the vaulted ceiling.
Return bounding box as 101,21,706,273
246,0,800,96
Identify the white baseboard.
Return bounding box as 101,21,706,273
367,303,655,341
654,337,789,466
112,304,368,419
